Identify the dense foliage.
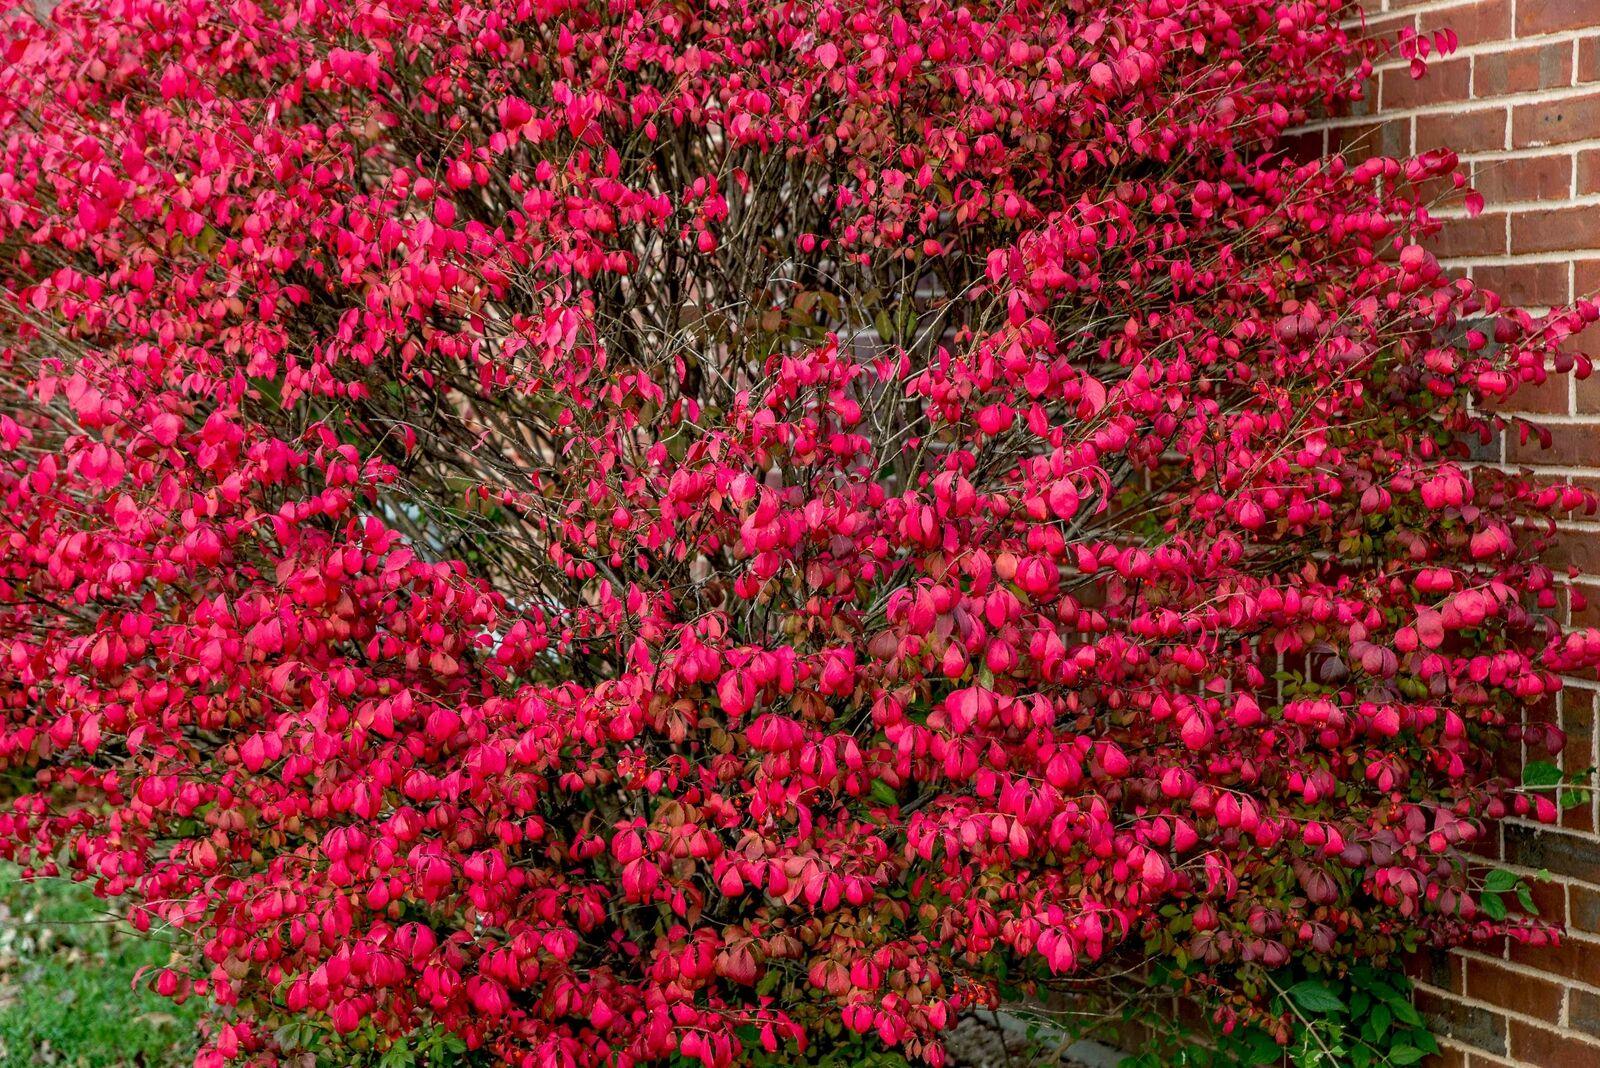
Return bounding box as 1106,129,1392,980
2,0,1598,1064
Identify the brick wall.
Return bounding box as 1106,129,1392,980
1302,2,1600,1065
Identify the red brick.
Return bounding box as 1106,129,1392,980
1506,421,1600,467
1467,423,1505,466
1279,130,1325,163
1508,1020,1600,1066
1527,692,1560,728
1510,932,1600,989
1510,206,1600,254
1548,525,1600,577
1489,367,1569,413
1420,171,1468,212
1495,719,1525,778
1515,91,1600,148
1580,150,1600,195
1464,1054,1516,1068
1429,211,1508,258
1573,585,1600,627
1583,37,1600,84
1463,825,1506,866
1422,1045,1467,1068
1576,260,1600,301
1571,883,1600,934
1505,825,1600,883
1418,0,1511,50
1564,787,1599,833
1320,0,1600,1051
1474,261,1570,306
1482,363,1570,415
1331,79,1379,120
1571,989,1600,1043
1570,318,1600,357
1464,959,1564,1022
1475,41,1575,96
1419,106,1506,153
1411,948,1467,995
1562,697,1598,832
1527,868,1570,924
1515,0,1596,37
1473,153,1572,205
1384,59,1471,110
1563,576,1600,625
1555,530,1600,578
1333,119,1411,161
1361,9,1421,42
1416,988,1510,1058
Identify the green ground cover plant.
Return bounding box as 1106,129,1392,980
0,869,198,1067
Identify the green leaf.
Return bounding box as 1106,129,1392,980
1483,869,1518,893
873,309,893,342
1481,891,1508,921
1242,1029,1281,1065
1371,980,1403,1004
1389,1045,1425,1065
1523,761,1564,788
379,1048,414,1068
1286,980,1346,1014
869,779,898,806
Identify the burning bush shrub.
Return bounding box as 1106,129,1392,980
1,0,1597,1064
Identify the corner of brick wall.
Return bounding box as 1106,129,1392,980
1304,2,1600,1065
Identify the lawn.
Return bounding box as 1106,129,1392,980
0,868,198,1067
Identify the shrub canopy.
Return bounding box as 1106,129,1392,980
1,0,1598,1064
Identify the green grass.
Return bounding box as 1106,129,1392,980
0,867,199,1067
